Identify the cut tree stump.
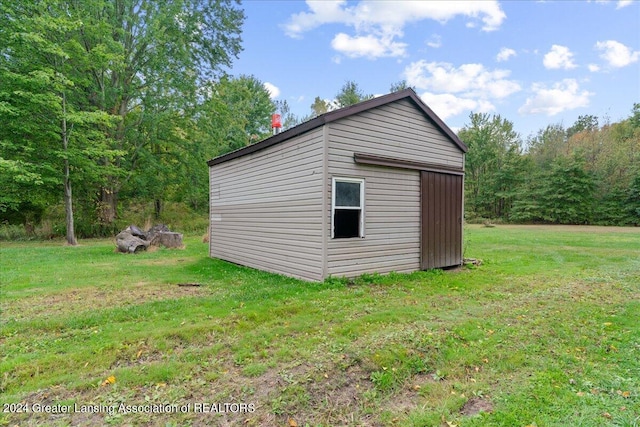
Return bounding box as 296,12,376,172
149,231,183,248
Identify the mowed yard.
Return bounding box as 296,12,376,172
1,225,638,427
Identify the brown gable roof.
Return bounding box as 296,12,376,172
207,88,468,167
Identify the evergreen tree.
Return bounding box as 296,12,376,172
540,155,595,224
626,172,640,225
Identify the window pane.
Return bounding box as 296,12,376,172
335,181,361,207
334,209,360,238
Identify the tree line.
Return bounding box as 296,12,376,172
1,2,638,243
460,107,640,226
1,0,248,242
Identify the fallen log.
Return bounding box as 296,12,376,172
115,224,183,253
115,227,150,253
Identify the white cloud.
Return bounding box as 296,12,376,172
404,60,521,99
595,40,640,68
403,60,520,120
543,45,577,70
285,1,506,36
590,0,633,7
283,0,352,38
426,34,442,48
283,1,506,59
331,32,407,58
263,82,280,99
418,92,494,120
496,47,516,62
588,63,601,72
518,79,593,116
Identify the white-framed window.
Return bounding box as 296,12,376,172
331,177,365,238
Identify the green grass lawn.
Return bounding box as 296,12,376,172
1,225,639,426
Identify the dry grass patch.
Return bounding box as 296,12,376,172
1,281,210,322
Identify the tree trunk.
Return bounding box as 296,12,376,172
99,187,118,224
63,160,77,245
61,91,77,246
98,95,128,225
154,198,162,219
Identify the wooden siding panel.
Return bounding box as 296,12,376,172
210,128,324,282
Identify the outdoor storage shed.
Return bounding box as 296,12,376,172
207,88,468,282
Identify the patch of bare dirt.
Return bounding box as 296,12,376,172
387,372,436,415
460,396,493,416
183,358,381,426
307,365,372,414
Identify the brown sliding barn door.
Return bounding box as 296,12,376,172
421,171,463,270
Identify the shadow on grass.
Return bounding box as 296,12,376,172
183,257,346,303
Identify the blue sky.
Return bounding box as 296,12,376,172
230,0,640,138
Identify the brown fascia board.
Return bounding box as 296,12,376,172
207,88,467,167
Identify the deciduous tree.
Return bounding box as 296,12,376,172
71,0,244,224
0,1,115,243
335,81,373,108
458,113,522,219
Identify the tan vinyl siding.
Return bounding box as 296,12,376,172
208,94,464,281
325,98,463,278
209,128,324,281
329,98,464,168
326,167,421,277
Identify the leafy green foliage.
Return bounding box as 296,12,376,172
1,0,245,235
541,155,595,224
72,0,245,223
335,80,373,108
310,96,330,117
209,74,276,151
462,105,640,226
626,172,640,224
0,0,121,243
389,80,411,92
274,99,302,130
458,113,524,220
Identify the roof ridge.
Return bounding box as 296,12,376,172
207,88,467,167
